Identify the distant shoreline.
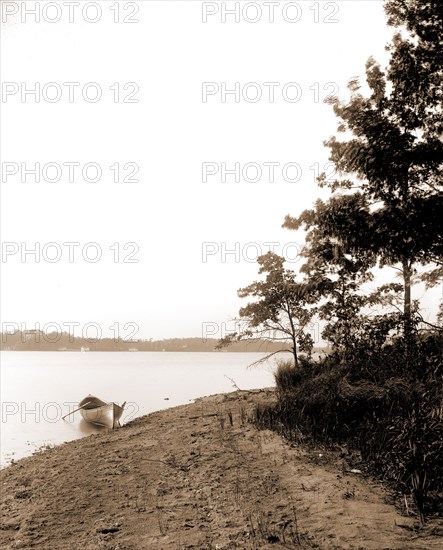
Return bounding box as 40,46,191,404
1,333,329,354
0,349,294,353
1,349,329,355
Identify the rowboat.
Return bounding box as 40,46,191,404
78,395,126,429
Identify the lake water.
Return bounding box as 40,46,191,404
0,351,276,467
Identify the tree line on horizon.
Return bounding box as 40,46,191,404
0,331,318,353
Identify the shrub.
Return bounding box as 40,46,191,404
255,333,443,521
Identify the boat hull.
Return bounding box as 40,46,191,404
79,396,124,429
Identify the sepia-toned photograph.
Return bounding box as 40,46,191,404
0,1,442,548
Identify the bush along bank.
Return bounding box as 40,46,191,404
254,333,443,524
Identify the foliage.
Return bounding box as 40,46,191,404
284,0,443,343
217,252,318,368
284,194,379,359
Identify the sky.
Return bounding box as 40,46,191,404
0,0,440,342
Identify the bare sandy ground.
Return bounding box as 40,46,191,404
1,389,441,549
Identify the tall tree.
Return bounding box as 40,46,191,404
286,193,411,360
384,0,443,293
288,0,442,343
285,194,376,361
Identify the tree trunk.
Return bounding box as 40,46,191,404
292,345,299,369
286,300,299,368
403,260,412,335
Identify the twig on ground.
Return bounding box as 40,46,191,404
224,375,243,391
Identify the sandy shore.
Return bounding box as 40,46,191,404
1,389,441,549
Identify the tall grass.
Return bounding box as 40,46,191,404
255,335,443,522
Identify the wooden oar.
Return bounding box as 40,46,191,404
62,401,92,420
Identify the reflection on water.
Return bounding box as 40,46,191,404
60,415,106,436
78,418,106,436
